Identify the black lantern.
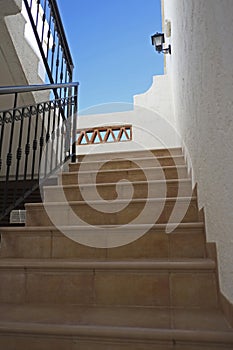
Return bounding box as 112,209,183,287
151,32,171,55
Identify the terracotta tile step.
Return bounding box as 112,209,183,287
25,197,200,226
0,223,206,259
59,166,189,185
77,147,183,163
69,154,186,172
0,258,218,307
44,179,193,202
0,305,232,349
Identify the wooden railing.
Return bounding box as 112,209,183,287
76,125,132,145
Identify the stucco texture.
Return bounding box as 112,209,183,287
163,0,233,302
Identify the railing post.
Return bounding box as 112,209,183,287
71,84,78,163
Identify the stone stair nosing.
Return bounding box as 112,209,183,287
0,323,233,347
0,305,232,349
76,147,183,162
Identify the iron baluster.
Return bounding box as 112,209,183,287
23,106,33,194
50,26,57,80
31,104,40,180
38,101,46,178
50,97,57,172
72,85,78,162
55,98,61,168
41,0,47,45
46,10,52,60
0,112,5,173
35,0,40,28
44,100,52,178
55,39,60,83
14,107,25,204
3,93,18,216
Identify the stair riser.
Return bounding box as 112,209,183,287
69,156,186,172
26,200,199,226
0,229,206,259
59,167,188,186
44,181,193,202
0,268,218,307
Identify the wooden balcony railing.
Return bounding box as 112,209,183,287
76,125,132,145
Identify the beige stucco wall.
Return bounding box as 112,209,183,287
163,0,233,303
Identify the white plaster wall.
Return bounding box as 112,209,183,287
77,106,181,155
78,74,179,155
134,74,176,128
163,0,233,302
0,0,49,107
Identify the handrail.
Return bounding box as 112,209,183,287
0,82,79,95
23,0,74,84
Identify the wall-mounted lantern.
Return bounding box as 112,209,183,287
151,32,171,54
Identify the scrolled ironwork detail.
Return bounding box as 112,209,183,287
25,143,30,155
6,153,12,166
16,148,22,160
4,111,14,124
14,109,23,121
33,139,38,151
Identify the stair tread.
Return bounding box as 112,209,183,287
65,164,187,175
77,147,183,158
0,304,232,340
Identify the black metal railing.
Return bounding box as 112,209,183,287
0,82,78,221
23,0,74,85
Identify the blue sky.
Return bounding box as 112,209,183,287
56,0,164,111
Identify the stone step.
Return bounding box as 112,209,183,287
0,304,232,350
43,179,193,202
25,197,200,226
69,154,186,172
0,223,206,259
77,147,183,163
0,259,218,308
59,165,189,186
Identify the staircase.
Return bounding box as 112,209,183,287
0,147,232,350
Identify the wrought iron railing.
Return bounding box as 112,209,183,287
23,0,74,85
0,82,78,221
